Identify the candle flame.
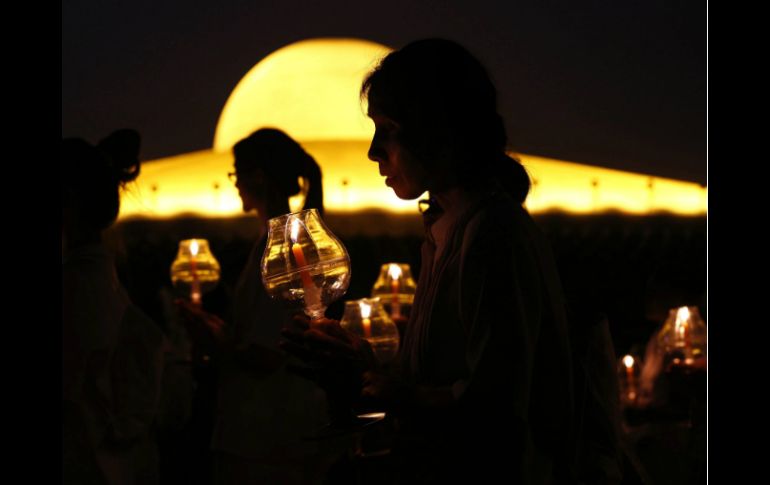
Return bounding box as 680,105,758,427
623,355,635,368
676,306,691,323
359,301,372,319
675,306,690,338
290,218,300,243
357,412,386,420
388,263,402,280
190,239,199,256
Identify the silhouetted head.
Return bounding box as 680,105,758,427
231,128,323,217
61,129,141,233
362,38,529,204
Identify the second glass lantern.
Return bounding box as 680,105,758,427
170,238,221,306
656,305,707,369
261,209,351,320
371,263,417,320
340,297,400,364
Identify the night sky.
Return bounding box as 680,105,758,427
62,0,706,185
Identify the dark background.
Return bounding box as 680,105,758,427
62,0,706,185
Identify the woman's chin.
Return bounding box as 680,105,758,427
240,195,258,213
388,179,427,200
393,189,422,201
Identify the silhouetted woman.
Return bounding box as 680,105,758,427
177,128,333,485
62,130,164,485
285,39,575,484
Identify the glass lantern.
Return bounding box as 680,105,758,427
371,263,417,322
170,238,221,306
656,306,707,369
340,297,400,364
261,209,351,320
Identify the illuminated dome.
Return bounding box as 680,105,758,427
213,38,391,151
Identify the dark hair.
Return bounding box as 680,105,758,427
233,128,324,215
61,129,141,231
361,38,530,204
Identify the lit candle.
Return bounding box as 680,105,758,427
675,306,692,361
623,355,636,401
388,264,402,319
290,218,322,317
359,301,372,339
189,239,202,306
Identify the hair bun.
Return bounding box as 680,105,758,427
97,129,141,183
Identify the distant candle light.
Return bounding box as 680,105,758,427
360,300,372,338
388,264,402,319
673,306,695,366
623,354,637,402
675,306,691,348
189,239,201,305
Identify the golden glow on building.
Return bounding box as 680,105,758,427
118,38,706,220
120,146,707,218
522,155,707,215
120,150,241,218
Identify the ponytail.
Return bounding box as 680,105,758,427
299,152,324,217
494,153,530,205
233,128,325,216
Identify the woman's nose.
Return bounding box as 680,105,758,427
368,139,384,163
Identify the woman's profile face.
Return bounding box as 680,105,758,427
367,112,429,200
232,167,266,213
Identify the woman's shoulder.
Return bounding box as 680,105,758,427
463,192,530,238
459,192,555,265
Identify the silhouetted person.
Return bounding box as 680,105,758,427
176,128,335,485
62,130,164,485
282,39,575,484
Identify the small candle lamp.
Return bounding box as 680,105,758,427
261,209,351,321
657,306,707,369
340,297,400,364
371,263,416,323
618,354,641,406
170,238,221,306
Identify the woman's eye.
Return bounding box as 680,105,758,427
379,123,398,138
373,126,388,140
